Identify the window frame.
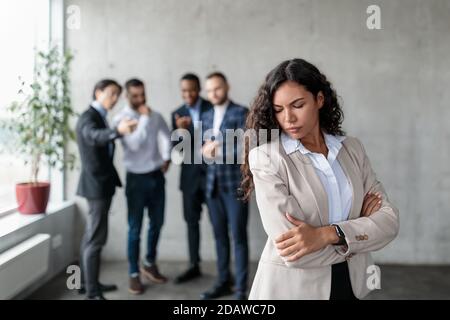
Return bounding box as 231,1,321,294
0,0,66,217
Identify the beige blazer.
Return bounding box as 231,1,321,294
248,136,399,300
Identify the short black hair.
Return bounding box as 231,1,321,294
180,73,201,90
206,71,227,84
125,78,145,91
92,79,122,100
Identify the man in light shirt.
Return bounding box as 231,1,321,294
113,78,171,295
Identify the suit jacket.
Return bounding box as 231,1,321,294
76,106,122,199
201,101,248,197
171,98,213,193
248,136,399,300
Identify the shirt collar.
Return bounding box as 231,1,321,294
91,100,108,118
324,132,346,164
281,131,302,155
124,104,140,115
187,97,202,111
214,100,230,111
281,131,346,163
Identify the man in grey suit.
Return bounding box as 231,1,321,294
76,79,137,300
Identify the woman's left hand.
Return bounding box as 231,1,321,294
275,213,334,262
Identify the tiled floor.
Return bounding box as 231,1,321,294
27,261,450,300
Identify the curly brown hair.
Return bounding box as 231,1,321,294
240,58,345,201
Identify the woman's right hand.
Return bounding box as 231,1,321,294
361,192,382,217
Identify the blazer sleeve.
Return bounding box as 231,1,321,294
249,147,346,269
335,138,400,256
80,113,119,147
171,111,177,131
171,111,179,148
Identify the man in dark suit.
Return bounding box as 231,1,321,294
76,79,137,300
171,73,212,283
200,72,249,300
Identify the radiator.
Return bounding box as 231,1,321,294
0,234,51,299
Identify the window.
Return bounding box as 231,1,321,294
0,0,50,212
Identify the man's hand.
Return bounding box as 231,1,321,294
202,140,220,159
275,213,336,262
175,114,192,129
117,117,138,135
361,192,382,217
161,160,171,173
137,105,152,116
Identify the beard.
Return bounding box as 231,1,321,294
130,100,145,110
213,96,228,106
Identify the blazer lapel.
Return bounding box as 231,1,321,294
89,106,107,128
219,102,233,132
200,98,209,115
337,141,362,220
280,142,329,226
201,107,213,132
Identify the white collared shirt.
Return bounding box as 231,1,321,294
112,105,171,174
281,131,352,224
212,100,229,136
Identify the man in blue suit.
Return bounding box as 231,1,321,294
171,73,212,283
200,72,249,300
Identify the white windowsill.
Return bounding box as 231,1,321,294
0,206,17,219
0,201,75,239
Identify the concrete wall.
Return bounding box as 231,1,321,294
65,0,450,264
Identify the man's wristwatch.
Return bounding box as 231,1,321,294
331,224,346,246
113,127,122,139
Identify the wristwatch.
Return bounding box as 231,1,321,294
112,127,122,139
331,224,346,246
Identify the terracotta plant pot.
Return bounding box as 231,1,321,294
15,182,50,214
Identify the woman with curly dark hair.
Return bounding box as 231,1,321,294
241,59,399,300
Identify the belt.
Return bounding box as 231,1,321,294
126,169,162,177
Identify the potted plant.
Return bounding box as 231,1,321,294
1,46,77,214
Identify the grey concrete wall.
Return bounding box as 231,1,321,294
65,0,450,264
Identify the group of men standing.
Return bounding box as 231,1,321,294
75,72,249,300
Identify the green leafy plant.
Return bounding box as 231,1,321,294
1,46,77,183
